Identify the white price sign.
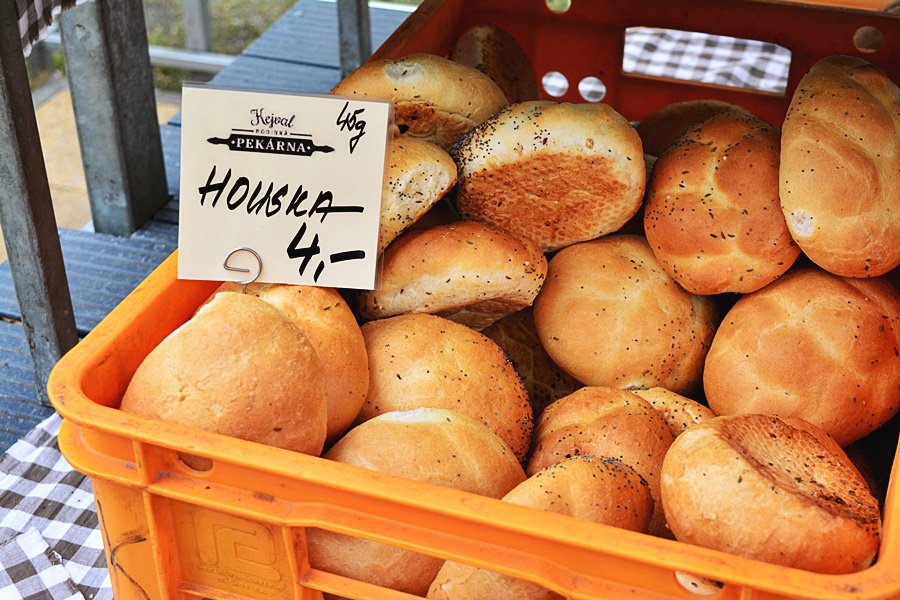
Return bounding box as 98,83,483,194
177,85,391,289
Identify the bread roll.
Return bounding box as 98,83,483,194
379,138,457,252
527,387,673,537
332,53,508,150
644,112,800,294
661,414,881,574
427,456,652,600
212,283,367,443
631,387,716,438
359,313,532,461
121,292,327,455
360,221,547,330
780,55,899,277
636,100,752,157
453,101,645,252
481,307,581,415
306,408,526,596
450,24,541,103
703,268,900,446
533,235,718,394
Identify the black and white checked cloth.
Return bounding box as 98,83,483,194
15,0,88,57
0,414,110,600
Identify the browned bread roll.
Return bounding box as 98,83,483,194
360,221,547,330
307,408,526,596
631,387,716,438
780,55,899,277
332,53,508,150
533,235,718,394
661,414,881,574
450,24,541,104
427,456,653,600
481,307,581,416
703,268,900,447
379,138,457,253
527,387,673,537
359,313,532,462
644,112,800,294
121,292,327,455
212,283,367,443
452,101,645,252
636,99,751,157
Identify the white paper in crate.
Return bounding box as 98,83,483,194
178,85,391,290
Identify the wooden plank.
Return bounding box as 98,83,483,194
0,0,78,406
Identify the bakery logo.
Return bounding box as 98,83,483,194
207,107,334,157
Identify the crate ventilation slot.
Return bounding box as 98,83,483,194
623,27,791,95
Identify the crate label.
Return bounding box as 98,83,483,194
178,85,391,290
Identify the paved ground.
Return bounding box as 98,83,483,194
0,79,180,262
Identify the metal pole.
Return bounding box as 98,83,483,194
59,0,168,236
0,2,78,405
337,0,372,79
183,0,212,52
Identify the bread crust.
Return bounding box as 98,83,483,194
453,101,645,251
780,55,900,277
359,313,532,461
360,221,547,330
661,414,881,574
332,53,509,150
533,235,718,394
631,387,716,438
636,99,751,157
703,268,900,446
450,24,541,104
645,112,800,294
121,292,328,455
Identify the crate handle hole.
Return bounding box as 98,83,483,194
853,26,883,53
578,76,607,102
546,0,572,14
542,71,569,97
674,571,725,597
177,452,214,472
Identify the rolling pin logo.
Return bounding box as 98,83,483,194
207,131,334,157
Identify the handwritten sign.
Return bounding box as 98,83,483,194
177,85,391,289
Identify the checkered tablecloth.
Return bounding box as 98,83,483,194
0,22,802,599
15,0,88,57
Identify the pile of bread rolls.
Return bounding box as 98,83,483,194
120,24,899,599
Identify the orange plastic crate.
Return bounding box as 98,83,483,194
49,1,900,599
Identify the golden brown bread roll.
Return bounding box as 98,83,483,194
527,387,673,537
533,235,718,394
379,138,457,253
427,456,653,600
481,307,581,416
121,292,328,455
703,268,900,447
631,387,716,438
452,101,645,252
780,55,899,277
636,99,751,157
332,53,508,150
212,283,367,443
644,112,800,294
450,24,541,104
307,408,526,596
660,414,881,574
359,313,532,462
360,221,547,330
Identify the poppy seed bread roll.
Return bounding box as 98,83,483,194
636,99,752,157
632,387,716,438
533,235,718,394
332,53,508,150
453,101,645,252
780,55,900,277
307,408,526,596
703,268,900,446
450,24,541,104
121,292,328,456
644,112,800,294
661,414,881,574
360,221,547,330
